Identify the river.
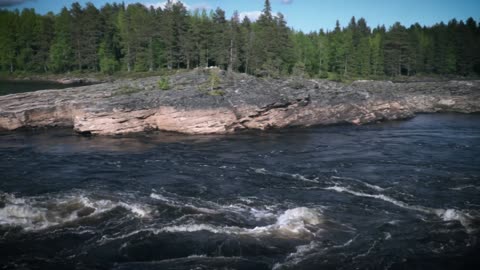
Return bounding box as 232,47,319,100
0,113,479,269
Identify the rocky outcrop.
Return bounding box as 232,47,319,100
55,77,101,85
0,70,479,135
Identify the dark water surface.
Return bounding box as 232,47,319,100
1,114,479,270
0,80,90,96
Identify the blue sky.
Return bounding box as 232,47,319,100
2,0,480,32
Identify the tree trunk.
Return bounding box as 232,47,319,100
398,54,401,76
228,39,234,72
77,40,82,71
206,48,209,68
127,44,131,72
149,38,154,72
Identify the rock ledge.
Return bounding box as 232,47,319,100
1,71,479,135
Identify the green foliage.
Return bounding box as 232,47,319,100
208,69,221,90
328,72,343,82
292,61,306,78
196,68,224,94
157,76,171,90
0,1,479,78
287,79,305,89
98,42,119,74
49,37,72,73
289,61,306,88
99,57,119,75
318,70,329,79
114,85,145,96
257,58,282,78
208,89,226,96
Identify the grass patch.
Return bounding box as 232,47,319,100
287,79,306,89
113,85,145,96
197,68,225,95
157,76,170,90
207,90,225,96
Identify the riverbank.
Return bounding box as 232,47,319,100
0,73,103,85
1,69,479,135
2,71,479,84
0,70,184,85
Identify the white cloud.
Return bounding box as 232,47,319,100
239,10,262,22
190,3,211,10
0,0,34,7
141,0,210,11
281,0,293,4
142,0,187,10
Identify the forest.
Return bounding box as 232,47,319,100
0,0,479,79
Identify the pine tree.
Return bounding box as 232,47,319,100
117,6,133,72
98,3,122,74
228,11,242,72
162,1,189,69
327,20,343,74
16,8,37,71
317,30,329,78
370,28,384,76
275,13,295,74
211,8,228,69
48,7,73,73
1,1,479,77
29,13,54,72
254,0,276,76
70,2,84,70
0,10,18,72
240,16,254,74
354,18,371,76
82,3,102,71
384,22,409,76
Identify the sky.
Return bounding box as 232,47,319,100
2,0,480,32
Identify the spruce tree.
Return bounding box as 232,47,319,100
0,10,18,72
48,7,73,73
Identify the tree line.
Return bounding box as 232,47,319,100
0,0,479,78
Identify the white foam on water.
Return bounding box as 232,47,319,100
353,240,378,260
272,241,320,270
253,168,268,174
150,192,225,215
290,174,320,183
119,202,151,218
157,207,322,238
324,185,476,233
252,168,319,183
331,176,386,191
0,193,151,231
237,197,257,204
449,185,480,191
249,208,276,221
186,254,207,258
100,206,323,243
273,235,359,270
149,193,170,201
150,192,280,220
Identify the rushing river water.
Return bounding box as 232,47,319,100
0,114,479,269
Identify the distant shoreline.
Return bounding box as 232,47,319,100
2,71,479,85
